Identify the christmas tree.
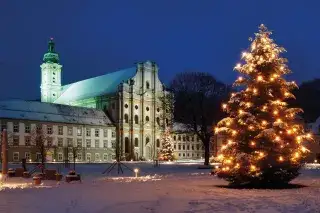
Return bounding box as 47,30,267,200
214,24,313,186
159,128,175,161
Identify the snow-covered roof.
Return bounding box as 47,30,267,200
54,67,137,104
172,122,188,133
0,100,114,126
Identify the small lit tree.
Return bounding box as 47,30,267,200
214,24,313,186
159,128,175,161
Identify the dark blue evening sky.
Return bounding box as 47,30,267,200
0,0,319,100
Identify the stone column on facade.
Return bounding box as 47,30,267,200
138,62,145,158
129,79,134,160
152,62,157,160
1,129,8,175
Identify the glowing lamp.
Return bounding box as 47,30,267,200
257,76,263,81
314,160,318,163
279,156,284,162
250,141,255,146
222,104,227,109
238,76,243,81
250,165,256,171
235,63,241,69
134,168,139,178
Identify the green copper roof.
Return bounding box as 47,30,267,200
54,67,137,104
43,38,59,63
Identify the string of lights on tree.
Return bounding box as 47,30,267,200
214,24,314,185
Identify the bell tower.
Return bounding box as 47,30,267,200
40,38,62,103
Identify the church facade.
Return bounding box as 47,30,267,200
40,39,169,160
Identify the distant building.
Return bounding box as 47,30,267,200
171,123,211,160
0,100,116,162
305,118,320,162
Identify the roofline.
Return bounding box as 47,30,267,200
0,116,115,127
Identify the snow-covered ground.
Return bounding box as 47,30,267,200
0,162,319,213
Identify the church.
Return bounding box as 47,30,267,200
40,38,170,161
0,39,205,162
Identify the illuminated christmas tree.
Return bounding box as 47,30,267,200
214,24,313,186
160,128,175,161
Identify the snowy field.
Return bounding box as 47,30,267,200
0,162,319,213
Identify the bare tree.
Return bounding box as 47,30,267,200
70,146,83,171
169,72,229,165
30,125,51,173
158,91,175,128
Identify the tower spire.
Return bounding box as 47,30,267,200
43,38,59,63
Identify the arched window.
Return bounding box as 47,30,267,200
156,117,160,126
156,139,160,147
178,135,181,141
145,116,150,122
146,137,150,144
173,135,176,141
134,138,139,147
124,104,128,108
165,118,169,126
125,137,129,153
135,105,138,110
134,115,139,124
124,114,129,123
146,81,150,89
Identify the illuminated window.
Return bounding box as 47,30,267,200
95,139,100,148
77,127,82,136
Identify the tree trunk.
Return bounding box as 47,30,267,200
204,141,210,166
41,152,45,174
73,157,76,171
